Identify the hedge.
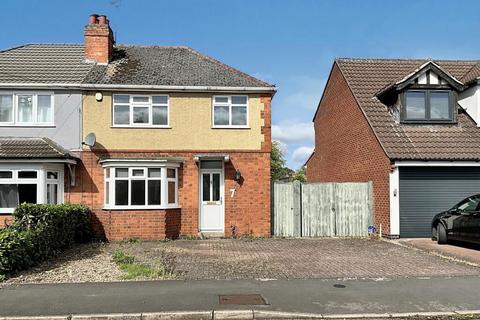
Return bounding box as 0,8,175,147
0,203,93,277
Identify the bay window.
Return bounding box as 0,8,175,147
112,94,169,127
104,165,179,209
0,92,53,126
0,165,64,213
213,96,248,128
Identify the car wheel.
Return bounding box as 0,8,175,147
437,223,448,245
431,225,437,241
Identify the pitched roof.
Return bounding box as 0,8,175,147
0,137,74,159
84,46,273,88
335,58,480,161
0,44,92,84
0,44,273,89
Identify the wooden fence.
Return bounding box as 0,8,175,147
272,181,373,237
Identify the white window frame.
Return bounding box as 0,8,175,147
0,91,54,126
46,170,61,204
212,95,249,128
112,94,170,128
0,164,64,214
103,164,179,210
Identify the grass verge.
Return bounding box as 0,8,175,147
112,250,175,280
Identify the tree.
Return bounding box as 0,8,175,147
271,141,289,181
292,166,306,182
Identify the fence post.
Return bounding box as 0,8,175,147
292,180,302,237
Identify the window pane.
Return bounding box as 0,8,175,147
18,95,33,122
232,106,247,125
214,97,229,103
37,95,53,123
131,180,146,205
0,184,19,208
148,180,161,205
168,181,176,204
148,168,161,177
231,96,247,105
214,105,229,125
18,171,37,179
105,181,110,205
115,180,128,205
113,95,129,103
0,171,12,179
405,91,426,120
115,168,128,178
430,92,450,120
0,95,13,123
200,160,223,169
133,107,149,124
152,105,168,125
132,96,149,103
47,171,58,180
18,184,37,204
152,96,168,104
46,184,58,204
202,174,210,201
167,168,176,178
114,105,130,124
132,169,144,177
212,173,220,201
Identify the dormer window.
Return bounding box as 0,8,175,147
403,90,453,122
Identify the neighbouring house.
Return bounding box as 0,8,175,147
0,14,275,240
306,58,480,238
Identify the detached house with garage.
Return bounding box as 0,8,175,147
0,14,275,240
307,58,480,238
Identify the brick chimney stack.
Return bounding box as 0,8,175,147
84,14,114,64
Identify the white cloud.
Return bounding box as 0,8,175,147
292,146,314,166
272,120,314,145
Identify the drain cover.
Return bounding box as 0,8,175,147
219,294,267,305
333,284,346,288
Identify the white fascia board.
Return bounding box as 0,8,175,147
394,160,480,167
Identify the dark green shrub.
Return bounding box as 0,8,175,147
0,203,93,277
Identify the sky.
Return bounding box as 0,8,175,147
2,0,480,168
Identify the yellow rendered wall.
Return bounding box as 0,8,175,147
83,92,265,150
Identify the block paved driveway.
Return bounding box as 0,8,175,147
125,238,480,280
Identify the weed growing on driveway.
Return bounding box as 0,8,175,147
112,250,176,280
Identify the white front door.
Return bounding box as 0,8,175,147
200,169,224,231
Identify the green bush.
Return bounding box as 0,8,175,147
0,203,93,277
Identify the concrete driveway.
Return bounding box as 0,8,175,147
399,238,480,265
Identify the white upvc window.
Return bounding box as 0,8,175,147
112,94,169,127
104,165,179,209
0,165,64,213
212,95,249,128
0,92,54,126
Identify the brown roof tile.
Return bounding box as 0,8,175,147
336,58,480,160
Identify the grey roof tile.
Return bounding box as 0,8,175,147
0,137,73,159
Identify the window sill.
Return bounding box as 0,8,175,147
0,124,55,128
102,205,180,211
111,125,172,129
401,120,456,125
212,126,250,129
0,209,14,214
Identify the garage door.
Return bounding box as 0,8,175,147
399,167,480,238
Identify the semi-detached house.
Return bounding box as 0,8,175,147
0,14,275,240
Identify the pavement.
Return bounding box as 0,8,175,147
1,276,480,318
399,238,480,265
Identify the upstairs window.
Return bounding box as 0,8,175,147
0,93,53,126
213,96,248,128
113,94,169,127
403,90,453,122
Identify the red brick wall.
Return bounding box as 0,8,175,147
68,150,271,240
307,63,392,234
0,215,13,228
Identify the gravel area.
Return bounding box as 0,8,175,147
2,238,480,284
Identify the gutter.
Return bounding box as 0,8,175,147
0,83,277,94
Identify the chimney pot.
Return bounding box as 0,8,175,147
98,15,107,25
88,14,99,24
